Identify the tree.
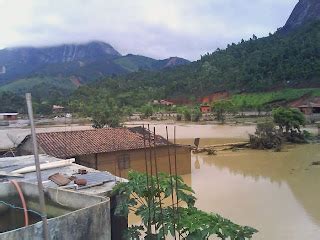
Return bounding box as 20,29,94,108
86,97,121,128
183,108,192,121
0,91,26,113
191,107,202,122
35,102,52,115
177,106,192,121
122,106,134,117
141,104,154,118
212,100,235,123
113,171,257,239
272,107,306,134
249,121,282,150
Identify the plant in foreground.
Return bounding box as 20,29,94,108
113,171,257,239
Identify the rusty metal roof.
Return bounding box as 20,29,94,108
24,128,169,158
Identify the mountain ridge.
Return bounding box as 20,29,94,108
0,41,190,87
281,0,320,33
70,16,320,109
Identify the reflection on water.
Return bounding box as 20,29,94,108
178,139,320,240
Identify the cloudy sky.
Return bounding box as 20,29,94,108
0,0,298,60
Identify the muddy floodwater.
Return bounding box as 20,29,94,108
178,139,320,240
125,123,320,239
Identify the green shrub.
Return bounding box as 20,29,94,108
249,122,282,150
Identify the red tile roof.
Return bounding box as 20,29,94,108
30,128,169,158
298,103,320,108
289,96,320,108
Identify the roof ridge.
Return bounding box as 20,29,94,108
19,127,170,159
36,127,131,135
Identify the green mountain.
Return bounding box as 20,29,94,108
0,41,189,90
72,19,320,109
3,0,320,114
113,54,189,72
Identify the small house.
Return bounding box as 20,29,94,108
200,105,211,113
0,113,18,121
297,103,320,115
160,100,174,106
16,127,191,178
52,105,65,113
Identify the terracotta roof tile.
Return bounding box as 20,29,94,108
35,128,169,158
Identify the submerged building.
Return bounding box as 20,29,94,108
16,127,191,178
0,113,18,121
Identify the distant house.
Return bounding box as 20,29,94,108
0,113,18,121
52,105,65,113
160,100,174,106
297,103,320,115
289,96,320,115
128,113,142,121
200,105,211,113
16,127,191,177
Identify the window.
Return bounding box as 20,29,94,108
118,154,130,170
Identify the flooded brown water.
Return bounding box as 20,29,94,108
124,123,320,239
125,121,319,140
178,139,320,240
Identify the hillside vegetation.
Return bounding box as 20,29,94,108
0,41,189,88
2,20,320,115
69,21,320,113
229,88,320,110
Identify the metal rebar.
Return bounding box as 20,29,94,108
153,127,165,237
26,93,50,240
147,124,154,176
166,126,177,239
147,124,156,221
173,126,181,240
142,124,152,234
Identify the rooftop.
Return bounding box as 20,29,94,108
0,154,120,196
0,113,18,116
298,103,320,108
20,127,170,159
290,96,320,108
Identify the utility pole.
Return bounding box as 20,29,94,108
26,93,50,240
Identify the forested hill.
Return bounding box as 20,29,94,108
73,20,320,107
0,41,189,87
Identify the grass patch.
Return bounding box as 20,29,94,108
230,88,320,108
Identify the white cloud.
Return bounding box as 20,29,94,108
0,0,298,60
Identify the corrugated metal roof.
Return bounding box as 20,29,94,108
31,128,169,158
0,113,18,116
0,154,119,194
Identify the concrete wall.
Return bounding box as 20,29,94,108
16,138,45,156
77,153,97,169
76,146,191,178
0,182,111,240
